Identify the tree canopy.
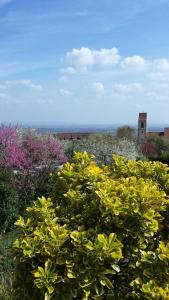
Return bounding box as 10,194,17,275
116,126,136,141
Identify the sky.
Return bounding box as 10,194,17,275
0,0,169,126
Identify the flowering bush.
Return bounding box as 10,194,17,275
0,125,67,171
64,133,142,164
0,125,27,170
112,138,143,160
0,125,67,226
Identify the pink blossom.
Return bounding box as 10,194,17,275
0,125,67,171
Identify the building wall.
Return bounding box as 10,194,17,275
137,113,169,157
138,113,169,142
164,128,169,139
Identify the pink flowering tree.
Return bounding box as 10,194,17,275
0,125,67,212
0,125,67,171
22,129,67,170
0,125,28,170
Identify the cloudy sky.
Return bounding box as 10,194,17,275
0,0,169,126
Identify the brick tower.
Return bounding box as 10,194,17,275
138,113,147,144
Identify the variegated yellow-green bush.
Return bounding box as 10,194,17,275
13,153,169,299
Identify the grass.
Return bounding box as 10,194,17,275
0,230,18,300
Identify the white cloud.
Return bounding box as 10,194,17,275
20,80,43,91
146,89,169,103
0,0,13,7
148,59,169,82
67,47,94,66
61,47,169,110
59,88,71,96
92,82,105,94
113,82,144,94
94,48,121,65
145,76,169,104
67,47,121,67
152,58,169,72
60,66,76,76
120,55,147,71
5,80,43,91
148,72,164,81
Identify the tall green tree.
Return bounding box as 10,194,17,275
148,135,169,157
116,125,136,141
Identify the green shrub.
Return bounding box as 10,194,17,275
0,231,18,300
13,153,169,299
116,125,136,141
0,167,19,233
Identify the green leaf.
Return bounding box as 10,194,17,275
98,234,107,244
108,233,116,245
111,264,120,273
100,277,113,289
47,285,54,295
104,269,116,276
82,290,90,300
95,283,104,295
67,271,75,278
85,241,94,250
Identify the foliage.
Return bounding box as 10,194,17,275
64,133,141,164
0,125,67,171
0,125,27,170
131,241,169,299
13,153,169,299
0,231,17,300
22,129,67,169
12,162,54,215
0,125,67,213
112,138,142,161
116,126,136,141
0,167,19,233
62,133,115,164
148,135,169,157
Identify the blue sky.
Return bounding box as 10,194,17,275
0,0,169,126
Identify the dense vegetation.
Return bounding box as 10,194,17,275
0,126,67,299
64,129,143,164
0,126,67,232
0,125,169,299
13,153,169,299
148,135,169,163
